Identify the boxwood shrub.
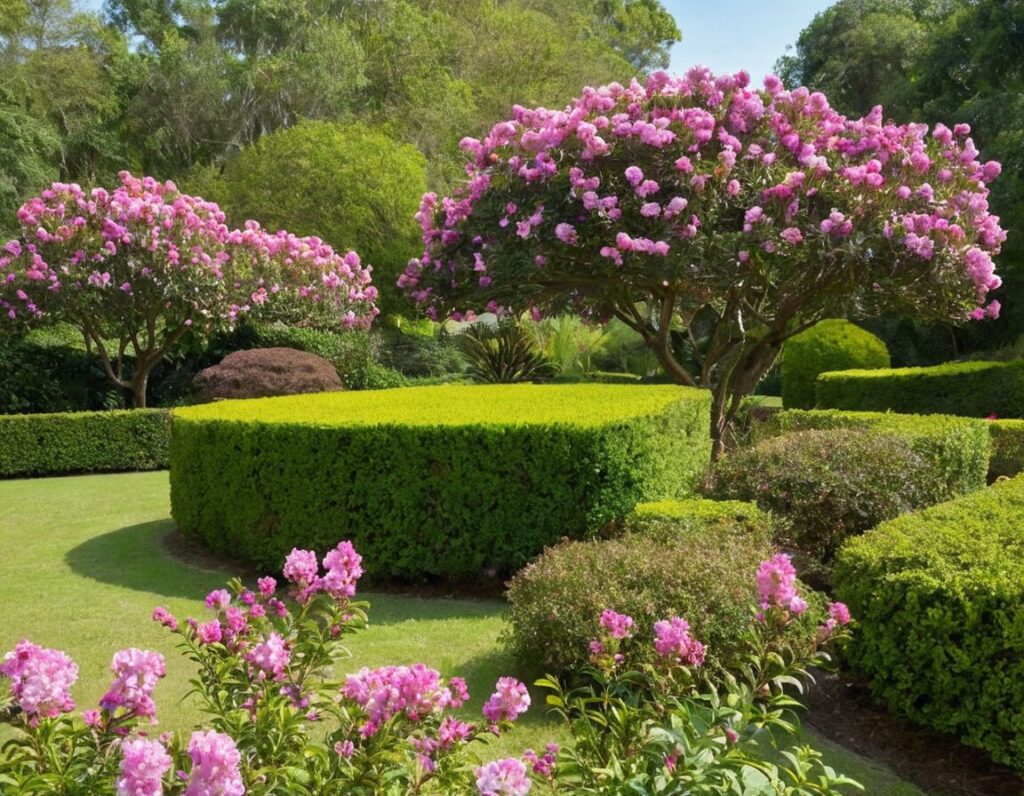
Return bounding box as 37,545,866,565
759,409,989,503
815,359,1024,417
989,419,1024,479
781,319,889,410
0,409,171,478
503,498,785,675
835,475,1024,768
170,384,712,579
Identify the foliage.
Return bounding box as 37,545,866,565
0,88,59,239
400,68,1005,454
376,323,465,379
781,319,889,409
835,474,1024,769
760,409,990,507
988,419,1024,479
0,173,377,406
815,359,1024,418
213,122,427,312
191,347,343,402
625,497,775,544
528,315,608,377
591,317,661,376
0,409,169,477
457,320,552,383
169,384,712,578
503,507,782,675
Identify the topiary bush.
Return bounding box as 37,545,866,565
781,319,889,409
707,429,933,564
503,505,786,675
625,497,775,544
192,348,343,402
0,410,170,477
834,475,1024,769
815,359,1024,417
170,384,712,579
989,419,1024,478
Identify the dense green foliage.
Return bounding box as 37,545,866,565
503,500,781,675
170,385,712,578
988,419,1024,478
708,429,933,564
781,319,890,409
456,321,552,383
762,409,990,502
815,360,1024,418
625,497,775,544
0,409,170,477
835,475,1024,768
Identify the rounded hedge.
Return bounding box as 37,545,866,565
781,319,890,409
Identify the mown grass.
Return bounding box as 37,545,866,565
0,471,920,790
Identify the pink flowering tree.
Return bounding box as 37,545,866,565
400,67,1006,455
0,172,379,407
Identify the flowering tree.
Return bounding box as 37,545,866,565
0,172,378,407
399,67,1006,454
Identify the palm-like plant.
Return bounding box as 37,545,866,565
457,320,551,383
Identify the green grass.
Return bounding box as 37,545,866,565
173,382,706,427
0,471,921,789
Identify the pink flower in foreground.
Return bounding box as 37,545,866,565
151,607,178,631
756,554,807,614
829,602,851,626
476,757,532,795
256,576,277,598
341,664,465,736
246,633,290,680
482,677,530,724
322,540,362,600
0,640,78,720
653,617,705,666
283,548,319,586
185,730,244,796
101,649,166,720
117,738,172,796
598,609,634,639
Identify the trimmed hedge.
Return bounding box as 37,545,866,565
170,384,712,579
760,409,989,503
989,419,1024,479
0,410,171,477
781,319,889,409
815,359,1024,417
502,498,780,675
835,475,1024,768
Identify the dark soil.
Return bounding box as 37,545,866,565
805,669,1024,796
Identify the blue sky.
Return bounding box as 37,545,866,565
664,0,834,81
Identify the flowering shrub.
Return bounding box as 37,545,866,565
400,67,1006,453
0,172,378,406
0,541,856,794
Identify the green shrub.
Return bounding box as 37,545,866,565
781,319,890,409
0,410,170,477
503,508,777,675
834,475,1024,768
170,384,712,579
456,321,552,383
989,419,1024,478
760,409,989,503
708,429,934,564
626,497,775,544
815,359,1024,417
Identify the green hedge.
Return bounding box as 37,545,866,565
170,384,712,579
781,319,889,409
835,475,1024,768
989,420,1024,479
0,410,171,477
627,498,774,543
815,359,1024,417
760,409,989,503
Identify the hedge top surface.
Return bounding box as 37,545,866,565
817,358,1015,384
173,383,709,428
767,408,987,437
631,498,768,523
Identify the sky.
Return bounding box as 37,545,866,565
664,0,834,82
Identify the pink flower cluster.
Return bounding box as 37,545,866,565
819,601,853,640
0,640,78,721
475,757,532,796
117,738,172,796
100,649,166,722
340,664,470,737
599,609,634,639
482,677,531,725
245,632,290,681
0,172,378,328
756,554,808,614
401,66,1004,322
653,617,706,666
283,540,363,604
185,730,244,796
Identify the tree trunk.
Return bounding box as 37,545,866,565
130,370,149,409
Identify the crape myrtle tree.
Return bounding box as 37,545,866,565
0,172,378,407
400,67,1006,456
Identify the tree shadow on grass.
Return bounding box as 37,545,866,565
65,521,231,600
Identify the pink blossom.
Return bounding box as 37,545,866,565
475,757,531,795
482,677,531,724
100,649,166,720
246,633,290,680
653,617,706,666
185,731,244,796
554,223,578,244
0,640,78,720
322,540,363,600
599,609,634,639
756,554,807,614
117,738,172,796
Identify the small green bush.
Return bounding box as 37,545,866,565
989,419,1024,478
170,384,712,579
815,359,1024,417
503,506,777,674
835,475,1024,768
760,409,989,503
626,498,775,544
0,410,170,477
781,319,889,409
707,429,933,563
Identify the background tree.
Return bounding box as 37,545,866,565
0,173,378,406
401,69,1005,455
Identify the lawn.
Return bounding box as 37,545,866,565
0,471,921,792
